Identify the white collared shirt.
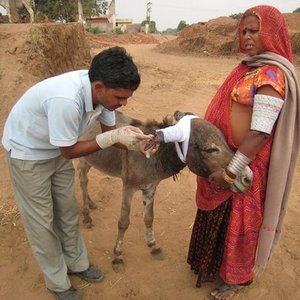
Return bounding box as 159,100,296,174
2,70,115,160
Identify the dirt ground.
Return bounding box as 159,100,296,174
0,23,300,300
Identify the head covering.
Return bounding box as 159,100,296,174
238,5,293,62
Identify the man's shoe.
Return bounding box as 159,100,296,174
49,286,82,300
68,265,104,283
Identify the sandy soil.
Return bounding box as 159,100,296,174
0,23,300,300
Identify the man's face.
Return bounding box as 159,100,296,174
93,82,134,111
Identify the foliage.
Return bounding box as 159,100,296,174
85,23,102,34
35,0,77,22
229,13,243,20
82,0,108,16
115,27,123,34
161,28,177,35
141,20,157,33
17,6,30,22
293,7,300,13
176,20,188,32
34,0,108,22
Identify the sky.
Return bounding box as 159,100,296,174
0,1,299,31
115,0,300,31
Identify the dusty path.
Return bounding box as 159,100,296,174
0,31,300,300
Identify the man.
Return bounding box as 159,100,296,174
2,46,151,300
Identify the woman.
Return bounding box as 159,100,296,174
187,5,300,299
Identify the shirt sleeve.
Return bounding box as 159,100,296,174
43,98,81,147
254,65,285,98
97,107,116,126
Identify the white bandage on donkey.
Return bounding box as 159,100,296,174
156,114,199,163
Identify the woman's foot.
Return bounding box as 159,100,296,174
210,284,244,300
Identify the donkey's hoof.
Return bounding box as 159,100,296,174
89,202,97,210
112,258,125,273
150,245,162,255
82,218,94,229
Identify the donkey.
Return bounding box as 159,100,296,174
77,111,249,272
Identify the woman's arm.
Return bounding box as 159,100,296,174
209,85,284,187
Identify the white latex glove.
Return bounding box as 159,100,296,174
96,126,153,153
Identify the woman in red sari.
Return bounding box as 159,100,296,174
187,5,300,299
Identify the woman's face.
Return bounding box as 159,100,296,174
240,15,265,56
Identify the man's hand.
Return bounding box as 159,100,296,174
96,126,153,157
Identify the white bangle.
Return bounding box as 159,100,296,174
226,150,251,176
251,94,284,134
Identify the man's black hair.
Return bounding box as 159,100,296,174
88,46,141,90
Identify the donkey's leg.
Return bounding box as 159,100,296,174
77,159,96,228
142,185,161,255
112,184,135,273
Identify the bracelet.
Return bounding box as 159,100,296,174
222,169,235,184
226,150,251,176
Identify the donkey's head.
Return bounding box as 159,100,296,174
176,111,253,192
186,117,233,178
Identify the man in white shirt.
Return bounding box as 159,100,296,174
2,46,151,300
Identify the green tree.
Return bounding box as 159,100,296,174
161,28,177,35
83,0,108,16
35,0,108,22
176,20,188,32
293,7,300,13
149,20,157,33
35,0,77,22
229,13,243,19
141,20,157,33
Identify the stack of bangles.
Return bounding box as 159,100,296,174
222,150,252,184
222,169,235,184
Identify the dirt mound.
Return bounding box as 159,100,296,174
0,23,91,81
157,17,238,57
283,13,300,33
20,23,91,79
0,23,162,79
85,31,163,50
0,23,93,135
0,23,166,117
157,13,300,57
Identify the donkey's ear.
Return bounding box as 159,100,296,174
173,110,195,122
162,114,175,126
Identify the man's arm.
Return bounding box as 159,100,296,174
59,122,119,159
60,139,101,159
60,122,152,159
100,123,127,150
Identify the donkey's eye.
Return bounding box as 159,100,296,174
203,148,219,153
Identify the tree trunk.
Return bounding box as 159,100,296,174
78,0,83,23
22,0,34,23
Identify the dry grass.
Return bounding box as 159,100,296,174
23,23,91,79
